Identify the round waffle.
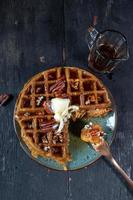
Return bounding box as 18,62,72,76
14,67,111,167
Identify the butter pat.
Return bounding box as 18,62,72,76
51,98,79,132
51,98,70,117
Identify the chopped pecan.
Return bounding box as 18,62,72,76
23,98,31,107
70,81,79,90
48,72,56,80
49,76,66,93
53,133,63,144
43,146,50,152
24,112,31,117
0,94,11,106
36,86,44,94
90,94,96,102
36,111,44,116
26,120,33,129
38,118,44,123
90,129,105,137
48,74,53,79
85,94,95,105
43,101,53,114
85,98,90,105
42,134,49,144
51,146,61,154
98,95,104,103
36,96,45,106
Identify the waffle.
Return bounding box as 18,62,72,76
15,67,111,167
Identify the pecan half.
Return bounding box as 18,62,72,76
43,101,53,114
49,76,66,93
39,120,58,132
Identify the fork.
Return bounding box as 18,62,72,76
93,140,133,190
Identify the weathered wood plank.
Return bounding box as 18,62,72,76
0,0,133,200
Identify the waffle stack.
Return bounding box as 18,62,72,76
15,67,111,167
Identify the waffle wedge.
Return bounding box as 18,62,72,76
15,67,111,167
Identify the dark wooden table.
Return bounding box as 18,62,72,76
0,0,133,199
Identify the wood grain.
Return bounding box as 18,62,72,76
0,0,133,200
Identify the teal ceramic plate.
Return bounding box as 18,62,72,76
14,73,117,171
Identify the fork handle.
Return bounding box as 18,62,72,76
107,156,133,189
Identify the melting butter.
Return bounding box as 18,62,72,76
51,98,79,132
51,98,70,120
